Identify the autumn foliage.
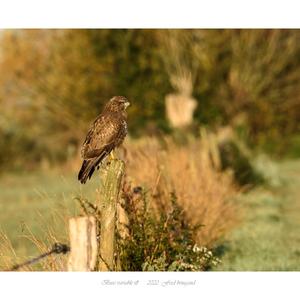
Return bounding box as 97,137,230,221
0,29,299,170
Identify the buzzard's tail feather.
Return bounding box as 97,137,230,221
78,160,89,184
78,148,110,184
78,159,98,184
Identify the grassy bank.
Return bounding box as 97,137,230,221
0,138,237,271
0,171,100,269
1,154,299,271
215,160,300,271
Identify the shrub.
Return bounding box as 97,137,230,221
118,184,221,271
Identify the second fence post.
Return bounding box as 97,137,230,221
68,216,98,271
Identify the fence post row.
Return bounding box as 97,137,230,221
68,158,125,271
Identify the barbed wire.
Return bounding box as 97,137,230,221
4,243,70,271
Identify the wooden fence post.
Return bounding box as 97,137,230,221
98,159,125,271
68,216,98,271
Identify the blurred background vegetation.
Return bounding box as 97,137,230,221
0,29,300,271
0,29,299,172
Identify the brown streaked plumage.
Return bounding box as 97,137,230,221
78,96,130,184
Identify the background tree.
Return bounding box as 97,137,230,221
0,29,299,170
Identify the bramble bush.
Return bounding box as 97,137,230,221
117,183,221,271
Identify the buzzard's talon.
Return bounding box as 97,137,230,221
109,150,116,161
103,162,111,172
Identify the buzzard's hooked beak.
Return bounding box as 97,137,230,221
125,102,130,109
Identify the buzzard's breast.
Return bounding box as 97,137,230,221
115,119,127,146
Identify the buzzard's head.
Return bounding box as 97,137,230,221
105,96,130,113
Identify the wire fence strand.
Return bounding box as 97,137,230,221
4,243,70,271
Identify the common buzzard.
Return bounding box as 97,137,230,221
78,96,130,184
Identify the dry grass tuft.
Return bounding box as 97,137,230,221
0,210,69,271
124,136,238,246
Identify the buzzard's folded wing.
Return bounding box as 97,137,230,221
78,113,124,183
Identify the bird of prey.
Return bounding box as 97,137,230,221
78,96,130,184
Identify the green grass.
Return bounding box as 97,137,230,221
214,160,300,271
0,170,100,266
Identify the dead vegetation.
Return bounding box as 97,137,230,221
124,136,238,247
